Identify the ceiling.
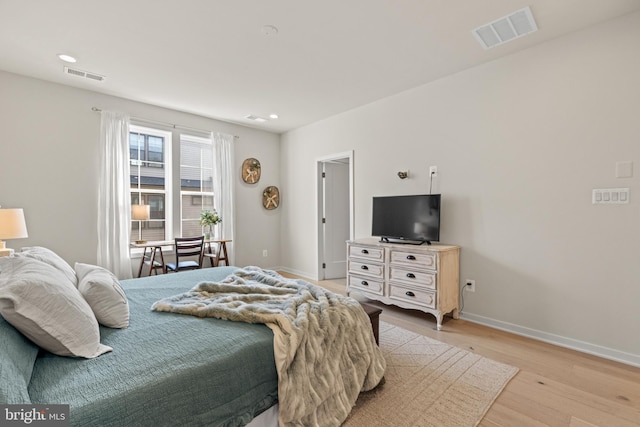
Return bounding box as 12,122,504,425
2,1,639,134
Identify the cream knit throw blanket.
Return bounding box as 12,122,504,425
151,267,386,427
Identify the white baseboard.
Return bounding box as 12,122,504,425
276,266,317,281
460,312,640,368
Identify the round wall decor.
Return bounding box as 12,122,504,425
262,186,280,210
241,158,261,184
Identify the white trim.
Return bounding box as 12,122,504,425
315,151,355,240
315,162,324,281
315,151,354,281
460,312,640,368
277,266,316,281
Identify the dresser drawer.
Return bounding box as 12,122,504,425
389,267,436,290
348,275,384,295
390,250,437,270
389,284,436,309
348,260,384,279
349,245,384,262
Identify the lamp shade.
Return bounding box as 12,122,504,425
0,208,29,240
132,205,150,221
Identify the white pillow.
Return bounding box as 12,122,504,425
18,246,77,287
0,257,112,359
75,263,130,329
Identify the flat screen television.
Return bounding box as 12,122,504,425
372,194,441,245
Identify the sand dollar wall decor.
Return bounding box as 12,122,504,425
241,158,261,184
262,186,280,210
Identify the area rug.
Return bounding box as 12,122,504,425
344,322,518,427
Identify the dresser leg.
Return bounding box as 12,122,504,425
436,314,443,331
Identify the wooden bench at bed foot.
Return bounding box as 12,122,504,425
360,302,382,345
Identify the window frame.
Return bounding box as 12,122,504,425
129,123,219,247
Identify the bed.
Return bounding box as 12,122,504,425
0,249,384,427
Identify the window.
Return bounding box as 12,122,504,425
129,125,171,243
130,131,164,168
129,125,215,243
180,134,214,237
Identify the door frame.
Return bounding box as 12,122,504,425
316,150,354,280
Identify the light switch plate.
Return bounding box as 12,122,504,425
592,188,629,204
615,161,633,178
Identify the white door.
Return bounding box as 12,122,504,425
322,160,350,279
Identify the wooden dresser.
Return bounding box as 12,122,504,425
346,238,460,330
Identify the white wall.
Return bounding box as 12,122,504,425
280,12,640,363
0,71,281,269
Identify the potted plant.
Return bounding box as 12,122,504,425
199,209,222,240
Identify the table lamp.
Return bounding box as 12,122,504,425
0,207,29,257
132,204,150,244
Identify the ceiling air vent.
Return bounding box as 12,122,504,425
473,6,538,49
63,66,106,82
244,115,267,123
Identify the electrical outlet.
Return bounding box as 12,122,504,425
465,279,475,292
262,249,268,257
429,165,438,176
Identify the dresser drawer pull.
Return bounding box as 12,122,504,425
361,281,369,287
360,265,369,270
406,273,416,279
406,255,416,260
361,249,369,254
405,291,416,297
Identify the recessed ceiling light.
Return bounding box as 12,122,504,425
57,54,77,63
269,114,279,119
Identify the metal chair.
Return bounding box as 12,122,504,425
164,236,205,273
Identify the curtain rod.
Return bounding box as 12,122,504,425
91,107,239,139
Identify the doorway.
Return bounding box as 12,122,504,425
316,151,354,280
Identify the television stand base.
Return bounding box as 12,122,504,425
379,237,431,245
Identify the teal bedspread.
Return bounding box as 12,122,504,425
27,267,278,427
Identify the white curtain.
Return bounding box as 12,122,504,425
211,131,235,265
97,111,133,279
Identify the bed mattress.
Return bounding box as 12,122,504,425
27,267,278,427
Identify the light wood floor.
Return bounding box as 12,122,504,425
282,273,640,427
